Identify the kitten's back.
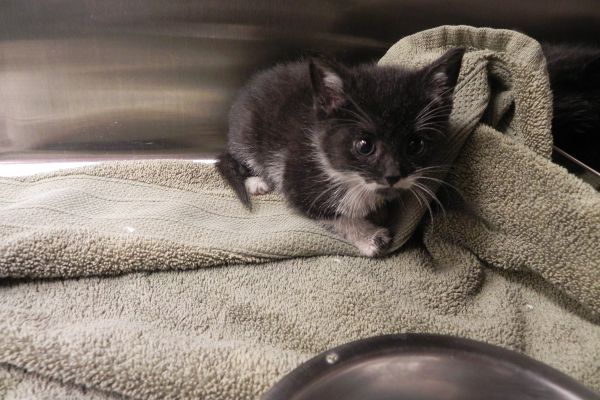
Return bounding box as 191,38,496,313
219,61,320,203
227,61,315,172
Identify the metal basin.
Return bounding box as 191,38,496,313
263,334,600,400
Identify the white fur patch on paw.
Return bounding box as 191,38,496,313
245,177,271,195
355,228,392,257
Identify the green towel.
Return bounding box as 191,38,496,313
1,26,599,399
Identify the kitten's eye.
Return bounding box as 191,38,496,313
355,138,375,156
407,137,427,156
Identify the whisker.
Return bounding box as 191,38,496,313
414,124,447,137
415,102,454,127
412,186,434,226
416,176,464,200
416,107,454,128
414,87,455,121
330,118,369,127
417,104,454,122
409,187,424,207
336,181,361,216
414,164,454,171
339,106,372,129
413,182,446,219
307,183,338,216
347,97,376,127
413,165,455,177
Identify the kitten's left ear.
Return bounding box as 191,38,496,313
424,47,466,98
309,58,346,115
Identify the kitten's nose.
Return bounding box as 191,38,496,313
385,175,401,186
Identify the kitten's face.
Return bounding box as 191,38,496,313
310,48,464,199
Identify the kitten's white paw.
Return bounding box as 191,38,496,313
245,177,271,195
355,228,392,257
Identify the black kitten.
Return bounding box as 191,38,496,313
217,48,465,256
543,43,600,171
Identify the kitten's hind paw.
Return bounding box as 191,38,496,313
356,228,392,257
245,177,272,195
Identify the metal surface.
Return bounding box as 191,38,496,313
263,334,600,400
553,147,600,190
1,0,600,162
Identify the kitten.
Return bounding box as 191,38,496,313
543,43,600,171
217,48,465,257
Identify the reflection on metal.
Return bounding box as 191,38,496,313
553,147,600,190
1,0,599,161
0,159,216,177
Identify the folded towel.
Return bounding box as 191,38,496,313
1,26,599,399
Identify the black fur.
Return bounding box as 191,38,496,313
544,44,600,171
216,48,465,256
215,152,251,208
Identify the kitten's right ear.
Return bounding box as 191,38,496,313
309,58,346,115
423,47,466,99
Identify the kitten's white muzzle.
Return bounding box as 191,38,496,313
393,176,416,190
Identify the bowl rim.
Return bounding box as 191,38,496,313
262,333,600,400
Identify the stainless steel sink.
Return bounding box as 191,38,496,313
1,1,599,166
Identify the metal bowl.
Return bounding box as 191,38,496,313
262,334,600,400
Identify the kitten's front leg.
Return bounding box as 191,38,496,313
322,216,392,257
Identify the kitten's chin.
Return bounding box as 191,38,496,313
375,187,401,199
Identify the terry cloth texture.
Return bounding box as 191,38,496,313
1,25,599,399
